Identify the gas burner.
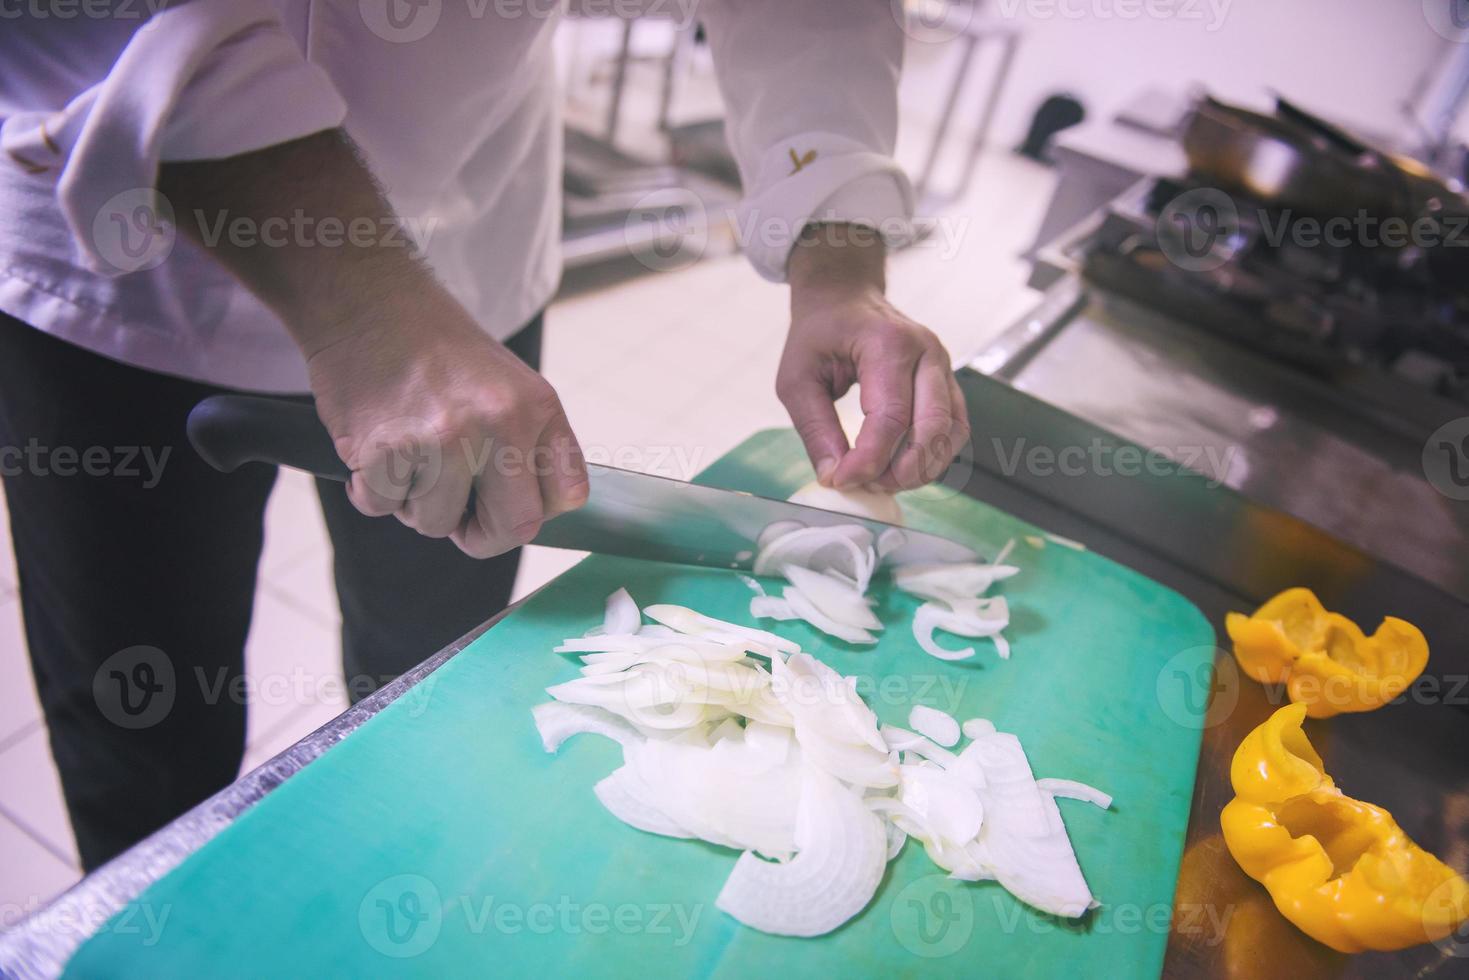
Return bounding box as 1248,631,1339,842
1079,176,1469,417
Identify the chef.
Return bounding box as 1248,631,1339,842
0,0,969,869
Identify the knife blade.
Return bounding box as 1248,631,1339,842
186,395,978,570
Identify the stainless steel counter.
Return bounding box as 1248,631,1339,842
962,277,1469,978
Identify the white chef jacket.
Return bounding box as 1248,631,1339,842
0,0,913,393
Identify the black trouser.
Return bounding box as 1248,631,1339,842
0,311,540,870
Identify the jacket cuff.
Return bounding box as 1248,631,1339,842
736,131,914,283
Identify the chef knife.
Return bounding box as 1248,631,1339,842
186,395,977,570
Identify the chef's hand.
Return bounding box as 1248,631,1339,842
158,130,587,558
306,291,587,557
779,223,969,492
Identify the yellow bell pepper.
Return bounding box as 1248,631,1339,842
1221,703,1469,953
1224,588,1428,718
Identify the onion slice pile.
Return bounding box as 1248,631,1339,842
747,524,881,645
748,486,1022,663
869,706,1110,919
533,593,1104,936
535,588,895,935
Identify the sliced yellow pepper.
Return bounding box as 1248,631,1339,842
1224,588,1428,718
1221,703,1469,953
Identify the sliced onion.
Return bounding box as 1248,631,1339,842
777,654,887,752
555,634,745,661
594,767,695,839
880,725,960,769
894,562,1020,605
603,587,641,636
753,526,874,591
1036,778,1113,809
908,705,961,747
899,764,984,843
783,587,878,646
750,595,799,621
532,701,641,753
629,737,802,859
782,564,883,632
788,482,905,526
911,601,1010,662
643,603,799,657
912,603,976,661
961,718,997,740
715,765,887,936
965,730,1097,918
757,520,805,553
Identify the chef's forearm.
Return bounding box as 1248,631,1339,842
158,129,436,358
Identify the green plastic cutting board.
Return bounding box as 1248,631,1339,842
64,430,1214,978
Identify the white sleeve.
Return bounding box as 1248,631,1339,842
0,0,347,276
699,0,915,282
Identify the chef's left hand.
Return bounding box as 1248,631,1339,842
778,223,969,492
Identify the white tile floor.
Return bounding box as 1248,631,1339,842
0,147,1055,925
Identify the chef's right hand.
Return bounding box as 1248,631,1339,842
305,290,588,559
156,129,587,557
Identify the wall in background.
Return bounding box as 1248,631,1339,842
898,0,1454,153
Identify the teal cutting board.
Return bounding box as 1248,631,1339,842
64,430,1214,978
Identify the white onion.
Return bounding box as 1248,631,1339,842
594,767,695,840
899,764,985,844
753,526,875,592
782,564,883,632
533,587,1100,939
961,718,996,740
1036,778,1113,809
642,603,799,657
602,587,641,636
912,603,977,661
783,587,878,646
963,730,1098,917
788,482,905,526
907,705,960,747
715,765,887,937
532,701,642,752
749,595,799,621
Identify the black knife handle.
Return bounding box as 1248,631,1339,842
187,395,351,483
